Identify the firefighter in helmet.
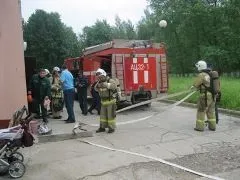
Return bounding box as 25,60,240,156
191,60,216,131
95,68,117,133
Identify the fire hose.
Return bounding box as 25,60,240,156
79,139,224,180
73,89,195,131
116,90,194,113
74,90,225,180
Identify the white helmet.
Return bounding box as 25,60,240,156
195,60,207,71
53,66,60,72
95,68,106,76
45,69,50,75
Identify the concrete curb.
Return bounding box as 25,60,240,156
160,99,240,117
37,131,93,144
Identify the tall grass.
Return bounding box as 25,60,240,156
168,76,240,111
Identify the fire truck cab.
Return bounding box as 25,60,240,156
65,39,168,104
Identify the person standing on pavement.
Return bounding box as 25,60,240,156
88,81,101,115
45,69,53,84
75,71,89,115
95,68,117,133
28,68,51,123
60,64,76,123
191,60,216,131
51,67,63,119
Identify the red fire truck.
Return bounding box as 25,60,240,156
64,39,168,104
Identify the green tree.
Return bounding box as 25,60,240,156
112,16,126,39
79,20,113,48
78,17,137,51
139,0,240,74
24,9,79,68
112,16,136,39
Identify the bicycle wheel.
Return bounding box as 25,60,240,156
8,152,24,163
0,158,9,175
8,160,25,178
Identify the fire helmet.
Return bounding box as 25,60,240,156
95,68,106,77
195,60,207,71
53,66,60,72
45,69,50,75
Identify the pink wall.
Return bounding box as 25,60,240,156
0,0,27,127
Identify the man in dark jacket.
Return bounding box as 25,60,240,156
29,69,51,123
75,71,89,115
88,81,101,115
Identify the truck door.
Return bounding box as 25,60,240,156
124,56,157,92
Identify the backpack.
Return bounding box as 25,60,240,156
204,70,221,101
22,131,34,147
22,124,34,147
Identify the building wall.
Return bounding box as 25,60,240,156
0,0,27,128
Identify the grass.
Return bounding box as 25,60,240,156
168,76,240,111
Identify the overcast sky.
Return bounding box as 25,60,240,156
21,0,148,34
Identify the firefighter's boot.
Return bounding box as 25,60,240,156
208,119,216,131
108,128,115,134
194,120,205,131
96,127,105,133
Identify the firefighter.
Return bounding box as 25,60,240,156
51,68,63,119
29,68,51,123
191,60,216,131
95,68,117,133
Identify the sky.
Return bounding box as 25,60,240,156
21,0,149,34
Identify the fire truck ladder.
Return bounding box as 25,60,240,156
114,55,125,95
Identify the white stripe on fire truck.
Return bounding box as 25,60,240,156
83,71,95,76
144,58,149,83
133,58,138,84
133,71,138,84
83,72,90,76
144,71,149,83
133,57,137,63
144,57,148,63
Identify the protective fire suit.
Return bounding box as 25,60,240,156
193,72,216,131
95,77,117,132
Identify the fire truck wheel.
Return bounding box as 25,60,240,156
131,95,136,104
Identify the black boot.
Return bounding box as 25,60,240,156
96,128,105,133
108,128,115,133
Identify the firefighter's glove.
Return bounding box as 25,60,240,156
98,76,106,82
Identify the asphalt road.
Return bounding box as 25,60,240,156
1,101,240,180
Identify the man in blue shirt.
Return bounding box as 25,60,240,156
60,64,75,123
